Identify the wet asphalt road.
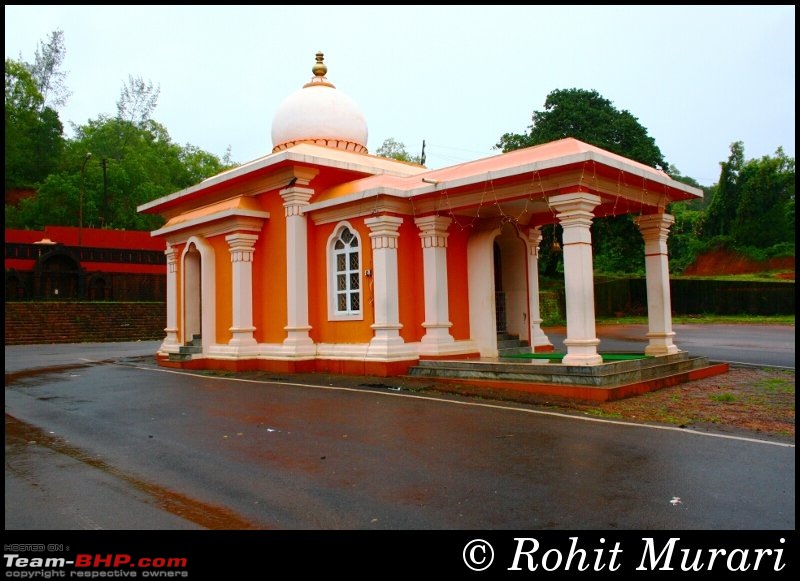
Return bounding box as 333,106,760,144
4,332,794,531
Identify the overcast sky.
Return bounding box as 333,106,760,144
5,5,795,186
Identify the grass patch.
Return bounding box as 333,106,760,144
709,392,737,402
583,409,623,419
595,314,795,325
755,377,795,394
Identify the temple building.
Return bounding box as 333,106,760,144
138,52,709,389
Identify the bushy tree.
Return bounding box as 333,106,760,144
5,31,237,232
376,137,423,164
497,88,667,169
730,147,794,248
498,88,669,274
700,142,795,251
5,58,65,190
30,29,71,111
6,74,232,231
702,141,744,239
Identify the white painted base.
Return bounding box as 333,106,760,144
644,332,680,356
206,343,260,358
416,339,480,357
229,326,257,347
562,338,602,366
530,323,553,350
160,328,181,353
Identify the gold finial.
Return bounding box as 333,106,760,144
312,51,327,77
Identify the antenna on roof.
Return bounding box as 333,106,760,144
420,140,426,165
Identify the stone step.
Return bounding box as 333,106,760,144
408,352,713,388
498,346,533,356
179,345,203,354
497,338,530,349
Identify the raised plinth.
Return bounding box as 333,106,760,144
407,352,729,401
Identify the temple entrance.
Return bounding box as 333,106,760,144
183,243,202,344
468,224,530,356
494,225,528,343
35,252,82,299
493,241,506,334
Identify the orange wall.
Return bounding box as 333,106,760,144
446,226,471,340
397,218,425,342
252,193,288,344
209,235,232,344
167,201,473,348
309,219,374,344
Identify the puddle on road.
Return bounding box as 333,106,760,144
5,364,91,388
5,413,263,530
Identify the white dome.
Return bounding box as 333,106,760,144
271,53,368,154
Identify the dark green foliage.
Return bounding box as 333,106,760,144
5,33,235,232
6,116,232,231
498,88,668,274
497,88,667,169
499,90,794,274
376,137,423,164
702,141,744,239
5,59,65,190
730,147,794,247
698,142,794,262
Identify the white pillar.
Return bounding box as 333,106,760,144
550,193,602,366
281,186,315,354
526,226,553,351
226,233,258,347
415,215,456,354
365,215,405,353
635,213,679,356
161,243,180,351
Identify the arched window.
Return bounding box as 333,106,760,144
329,224,362,319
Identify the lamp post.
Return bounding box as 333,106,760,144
79,152,92,246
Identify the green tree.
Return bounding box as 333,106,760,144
6,73,232,232
376,137,423,164
30,29,71,111
7,116,231,231
730,146,794,248
116,75,160,128
682,143,794,270
498,88,669,274
5,36,235,232
497,88,667,169
702,141,745,239
4,57,64,190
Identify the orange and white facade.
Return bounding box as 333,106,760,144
138,53,702,375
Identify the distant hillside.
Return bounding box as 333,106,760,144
683,249,794,280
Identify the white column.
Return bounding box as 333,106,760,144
365,215,405,354
635,213,679,356
161,243,180,351
526,226,553,351
281,186,315,354
415,215,456,354
550,193,602,366
226,233,258,347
